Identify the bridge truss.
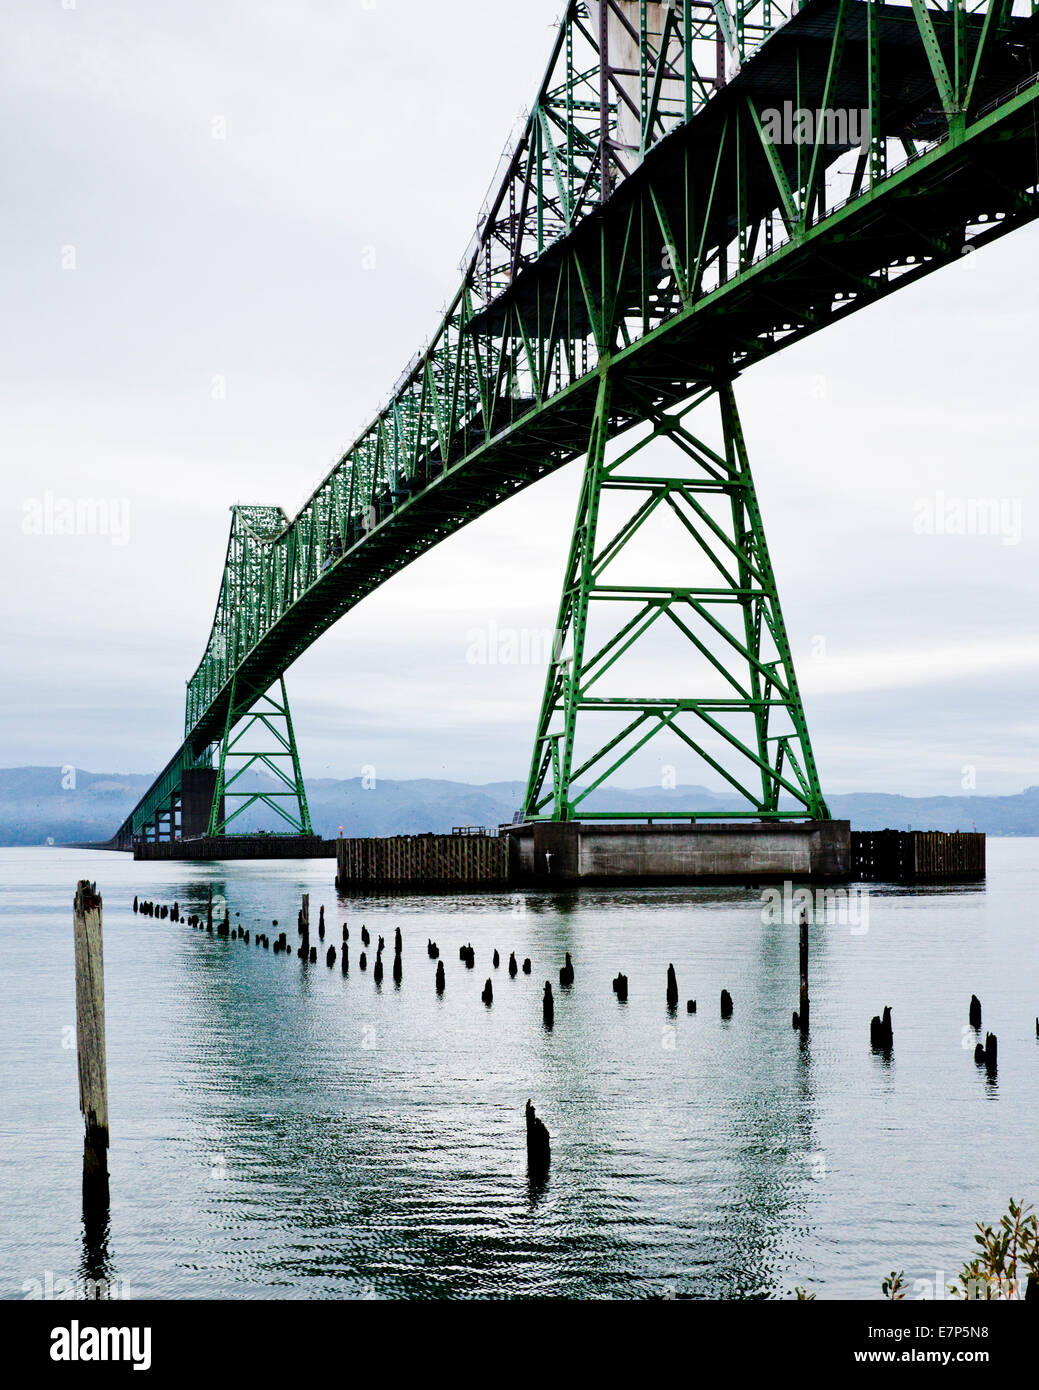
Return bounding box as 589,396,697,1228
115,0,1039,847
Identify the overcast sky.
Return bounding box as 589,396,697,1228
1,0,1036,798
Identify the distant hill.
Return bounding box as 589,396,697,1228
1,766,1036,846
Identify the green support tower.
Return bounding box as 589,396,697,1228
207,675,313,837
523,373,828,824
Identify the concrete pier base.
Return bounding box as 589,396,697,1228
504,820,851,885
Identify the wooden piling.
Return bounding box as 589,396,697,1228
720,988,733,1019
666,963,678,1010
73,881,109,1163
482,978,493,1005
435,960,445,993
798,909,810,1035
508,952,517,977
871,1006,893,1050
525,1100,550,1181
543,981,554,1028
969,994,982,1030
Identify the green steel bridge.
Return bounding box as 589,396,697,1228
115,0,1039,850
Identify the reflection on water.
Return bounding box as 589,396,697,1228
1,843,1037,1299
79,1146,111,1294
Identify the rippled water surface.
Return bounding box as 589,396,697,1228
1,843,1037,1300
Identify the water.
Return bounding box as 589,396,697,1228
1,843,1037,1301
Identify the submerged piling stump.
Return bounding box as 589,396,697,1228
525,1100,550,1181
969,994,982,1030
871,1006,894,1050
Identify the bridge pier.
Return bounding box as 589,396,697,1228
504,820,851,886
181,768,222,840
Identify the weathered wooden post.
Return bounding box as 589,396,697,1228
543,981,554,1028
798,908,810,1035
720,988,733,1019
666,964,678,1011
73,882,109,1174
870,1006,893,1050
435,960,445,993
525,1101,551,1181
969,994,982,1030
